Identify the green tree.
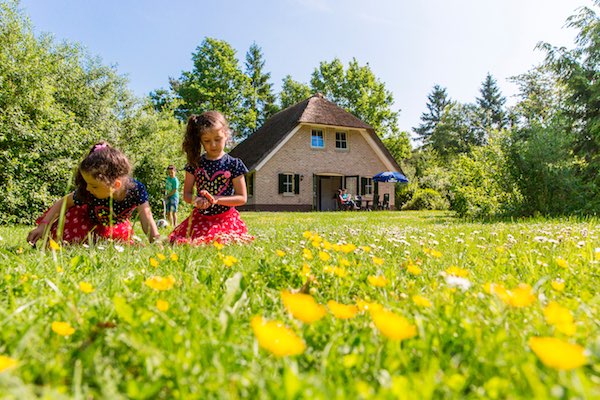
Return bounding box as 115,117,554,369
430,102,480,160
310,58,400,137
279,75,311,109
244,42,278,130
413,84,451,147
382,131,412,162
475,73,507,135
171,37,254,137
539,1,600,192
0,0,133,223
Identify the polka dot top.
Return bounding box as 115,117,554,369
184,154,248,216
73,179,149,225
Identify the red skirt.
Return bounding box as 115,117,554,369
36,204,133,244
169,207,253,245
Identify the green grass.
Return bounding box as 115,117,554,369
0,211,598,399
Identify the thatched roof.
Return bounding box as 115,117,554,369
230,93,401,171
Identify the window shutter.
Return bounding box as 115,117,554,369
360,177,366,195
294,174,300,194
278,174,285,194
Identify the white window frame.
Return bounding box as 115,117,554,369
335,131,348,150
364,178,373,195
282,173,295,195
311,129,324,149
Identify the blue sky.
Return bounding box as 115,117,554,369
19,0,591,135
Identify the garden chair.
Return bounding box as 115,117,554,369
382,193,390,210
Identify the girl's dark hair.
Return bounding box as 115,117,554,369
182,111,230,167
74,141,132,201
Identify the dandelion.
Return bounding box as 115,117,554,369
339,258,351,267
360,246,371,253
356,299,382,313
149,257,160,268
78,281,94,294
528,337,586,370
327,300,359,319
412,295,432,308
340,243,356,254
371,309,417,341
251,316,306,357
406,262,422,275
221,255,238,267
52,321,75,336
303,248,313,260
156,253,166,261
170,253,178,261
156,299,169,312
0,355,18,372
333,267,347,278
555,257,568,268
302,231,313,239
543,302,576,335
281,290,327,323
276,250,286,257
372,256,385,266
318,251,331,262
301,263,311,277
144,275,175,291
506,284,536,307
49,239,60,251
212,241,224,250
368,275,388,287
424,247,442,258
445,266,468,277
551,279,565,292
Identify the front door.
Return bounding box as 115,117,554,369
315,175,343,211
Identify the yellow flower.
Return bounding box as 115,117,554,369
372,256,385,266
339,258,351,267
303,248,313,260
149,257,160,268
170,253,178,261
543,302,576,335
551,279,565,292
144,275,175,291
276,250,286,257
327,300,359,319
51,321,75,336
301,263,311,277
281,290,326,323
156,299,169,312
368,275,388,287
0,355,18,373
356,299,383,313
405,260,422,275
360,246,371,253
496,246,505,253
340,243,356,254
302,231,313,239
371,309,417,341
491,283,536,307
528,337,586,370
445,266,468,277
49,239,60,251
56,266,63,273
78,281,94,294
424,247,442,258
318,251,331,262
333,267,347,278
221,255,238,267
212,241,224,250
251,316,306,357
412,295,432,308
322,241,332,251
555,257,568,268
156,253,166,261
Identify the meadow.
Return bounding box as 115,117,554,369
0,211,598,399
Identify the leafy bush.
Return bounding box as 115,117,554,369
402,188,449,210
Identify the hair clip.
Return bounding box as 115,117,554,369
93,143,108,152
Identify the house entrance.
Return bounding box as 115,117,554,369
314,175,343,211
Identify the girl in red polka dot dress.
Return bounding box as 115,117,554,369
169,111,252,245
27,142,160,246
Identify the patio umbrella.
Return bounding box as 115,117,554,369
372,171,409,183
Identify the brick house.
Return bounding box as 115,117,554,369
229,94,403,211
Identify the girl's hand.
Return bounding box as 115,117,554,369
27,225,46,246
199,190,217,205
193,196,210,209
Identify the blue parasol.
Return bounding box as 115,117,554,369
372,171,409,183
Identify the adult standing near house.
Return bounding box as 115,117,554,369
169,111,252,245
164,165,179,226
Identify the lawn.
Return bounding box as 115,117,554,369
0,211,598,399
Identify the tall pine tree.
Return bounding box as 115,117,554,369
244,42,277,133
413,84,451,147
475,73,506,134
